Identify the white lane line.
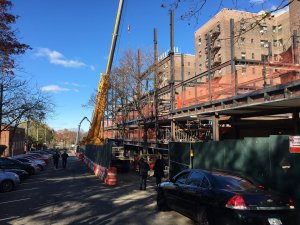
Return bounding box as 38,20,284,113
0,198,31,205
0,216,20,221
15,187,39,192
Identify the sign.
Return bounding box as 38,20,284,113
289,136,300,153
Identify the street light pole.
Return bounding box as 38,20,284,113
75,116,91,151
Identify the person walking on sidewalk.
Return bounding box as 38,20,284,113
61,150,69,169
53,151,60,169
154,155,164,186
139,157,150,190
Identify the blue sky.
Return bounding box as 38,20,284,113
10,0,287,132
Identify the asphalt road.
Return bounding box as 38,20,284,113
0,154,194,225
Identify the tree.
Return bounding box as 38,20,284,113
54,129,78,148
0,0,54,153
0,0,31,75
108,49,155,153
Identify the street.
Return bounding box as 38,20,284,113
0,154,194,225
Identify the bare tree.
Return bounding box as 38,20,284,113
107,49,154,152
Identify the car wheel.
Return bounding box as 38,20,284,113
38,164,44,170
29,168,35,175
223,218,238,225
157,189,169,211
195,208,210,225
1,180,14,192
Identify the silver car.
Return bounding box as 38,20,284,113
0,171,20,192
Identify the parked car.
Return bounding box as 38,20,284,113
0,171,20,192
157,169,297,225
26,153,51,164
1,168,29,181
14,157,45,171
0,157,36,175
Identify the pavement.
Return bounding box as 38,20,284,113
0,152,194,225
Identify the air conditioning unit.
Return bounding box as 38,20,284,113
264,44,269,48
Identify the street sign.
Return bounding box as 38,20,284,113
289,136,300,153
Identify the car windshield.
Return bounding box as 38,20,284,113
212,172,258,191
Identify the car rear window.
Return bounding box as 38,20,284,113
212,173,258,191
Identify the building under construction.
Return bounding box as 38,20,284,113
103,1,300,155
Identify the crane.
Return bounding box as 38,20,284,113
85,0,124,145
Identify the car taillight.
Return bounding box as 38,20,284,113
258,185,264,190
226,195,247,210
289,197,295,209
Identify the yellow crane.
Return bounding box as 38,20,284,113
85,0,124,145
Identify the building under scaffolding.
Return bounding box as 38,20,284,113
103,3,300,154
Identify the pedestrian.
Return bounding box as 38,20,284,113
53,151,60,169
61,150,69,169
154,155,164,186
139,157,150,190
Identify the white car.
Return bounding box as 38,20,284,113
0,171,20,192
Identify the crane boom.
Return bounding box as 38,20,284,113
86,0,124,144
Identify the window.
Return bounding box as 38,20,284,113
260,25,268,34
261,54,268,61
272,26,277,32
199,64,202,73
260,40,268,48
278,24,282,32
201,176,210,188
252,67,256,74
216,24,221,32
187,172,204,187
251,39,254,43
241,52,246,60
199,51,202,57
217,53,221,62
188,62,191,66
240,22,246,31
198,36,202,46
252,53,255,59
278,39,283,47
175,172,190,185
212,174,258,191
241,37,245,44
242,67,246,73
273,40,278,47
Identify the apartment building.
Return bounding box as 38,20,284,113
289,0,300,60
157,53,196,89
195,8,292,73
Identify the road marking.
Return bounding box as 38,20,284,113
0,216,20,221
15,187,39,192
0,198,31,205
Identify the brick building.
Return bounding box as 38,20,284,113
0,126,25,157
194,8,292,76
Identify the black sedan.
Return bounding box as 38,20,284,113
157,169,297,225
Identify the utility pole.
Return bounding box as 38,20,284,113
169,10,176,141
154,28,159,148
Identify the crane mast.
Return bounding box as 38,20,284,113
86,0,124,145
